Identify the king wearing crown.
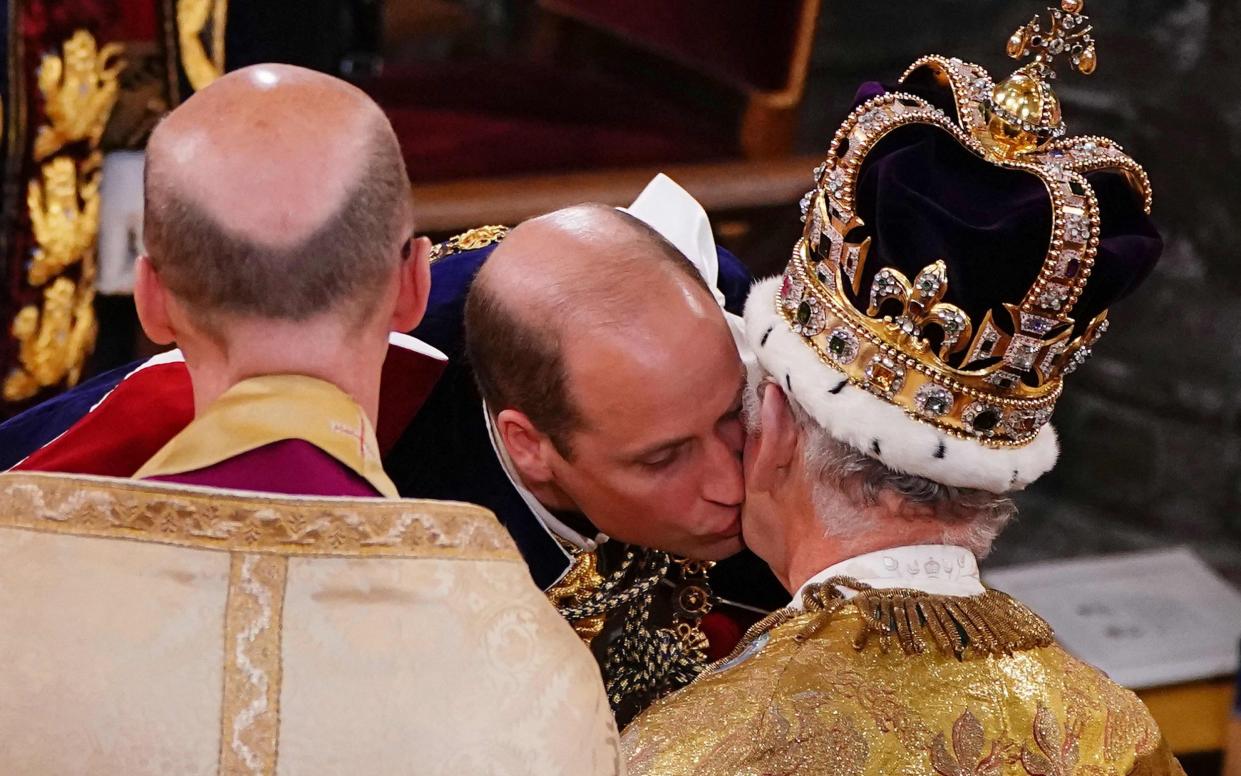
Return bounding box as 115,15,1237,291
621,3,1183,773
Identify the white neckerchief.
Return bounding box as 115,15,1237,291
788,545,984,609
480,173,743,556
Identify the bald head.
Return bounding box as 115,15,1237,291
144,64,412,327
465,203,720,454
481,204,712,327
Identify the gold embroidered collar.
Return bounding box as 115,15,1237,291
134,374,398,497
711,576,1054,676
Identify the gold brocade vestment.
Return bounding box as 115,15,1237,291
0,376,623,775
622,582,1184,776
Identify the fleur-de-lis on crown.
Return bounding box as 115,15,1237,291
867,260,973,360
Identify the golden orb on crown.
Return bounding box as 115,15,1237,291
983,0,1096,158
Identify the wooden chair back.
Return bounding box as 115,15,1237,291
536,0,822,158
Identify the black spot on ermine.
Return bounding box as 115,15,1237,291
829,379,847,395
871,439,882,456
785,374,793,392
760,326,773,347
934,441,946,459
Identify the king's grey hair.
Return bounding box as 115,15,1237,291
742,375,1016,557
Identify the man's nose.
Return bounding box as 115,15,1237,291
701,434,744,507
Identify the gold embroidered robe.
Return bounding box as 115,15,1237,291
622,587,1183,776
0,472,622,775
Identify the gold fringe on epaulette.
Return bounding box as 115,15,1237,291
795,576,1054,659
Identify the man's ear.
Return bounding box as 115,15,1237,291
133,255,176,345
495,408,558,485
748,382,799,496
390,236,432,333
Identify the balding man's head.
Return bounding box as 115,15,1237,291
466,204,715,453
464,203,747,559
143,64,412,329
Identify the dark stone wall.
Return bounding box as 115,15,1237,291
796,1,1241,582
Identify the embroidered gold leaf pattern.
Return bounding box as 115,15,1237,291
546,549,606,644
1022,705,1081,776
428,225,509,263
752,700,869,776
621,602,1184,776
930,709,1010,776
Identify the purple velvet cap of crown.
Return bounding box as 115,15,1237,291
833,79,1163,340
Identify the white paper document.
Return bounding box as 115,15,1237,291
984,547,1241,689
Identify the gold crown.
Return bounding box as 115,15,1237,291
781,0,1151,448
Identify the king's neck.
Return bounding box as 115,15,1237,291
778,496,955,593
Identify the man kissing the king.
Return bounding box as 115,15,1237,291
623,1,1183,772
0,0,1183,755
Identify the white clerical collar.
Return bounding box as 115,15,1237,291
481,401,608,554
788,544,983,609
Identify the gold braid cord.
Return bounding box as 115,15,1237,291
546,547,607,643
4,31,124,403
550,547,711,719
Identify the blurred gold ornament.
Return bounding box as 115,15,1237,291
4,274,97,402
26,153,102,287
33,30,124,161
6,29,117,404
1079,43,1097,74
178,0,229,91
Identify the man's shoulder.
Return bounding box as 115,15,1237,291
0,469,621,773
625,602,1178,775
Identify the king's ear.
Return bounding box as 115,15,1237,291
747,382,799,495
495,408,558,485
133,256,176,345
